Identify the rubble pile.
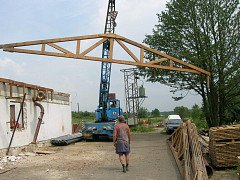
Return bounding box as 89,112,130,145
0,155,21,171
0,152,37,172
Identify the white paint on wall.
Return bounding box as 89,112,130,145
0,83,71,150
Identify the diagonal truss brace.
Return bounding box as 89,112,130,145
0,33,210,76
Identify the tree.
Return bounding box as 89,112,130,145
141,0,240,127
151,108,160,117
191,104,203,120
138,107,149,118
174,106,190,120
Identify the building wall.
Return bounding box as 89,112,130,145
0,83,71,149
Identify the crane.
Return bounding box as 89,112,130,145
84,0,123,139
97,0,120,121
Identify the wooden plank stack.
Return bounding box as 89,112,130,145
237,156,240,178
168,121,208,180
209,124,240,167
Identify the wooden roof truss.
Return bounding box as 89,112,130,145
0,33,210,76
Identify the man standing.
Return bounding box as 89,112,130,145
113,115,131,173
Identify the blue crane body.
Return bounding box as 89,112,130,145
83,0,123,140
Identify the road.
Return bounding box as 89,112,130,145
1,130,181,180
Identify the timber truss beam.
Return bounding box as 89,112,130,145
0,33,210,76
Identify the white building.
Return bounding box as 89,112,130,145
0,78,71,151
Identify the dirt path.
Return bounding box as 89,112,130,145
0,131,181,180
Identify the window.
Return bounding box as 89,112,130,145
9,103,26,130
10,105,16,129
110,101,116,108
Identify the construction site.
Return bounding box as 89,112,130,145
0,0,239,180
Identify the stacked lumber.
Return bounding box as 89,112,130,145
209,124,240,167
168,121,208,180
199,135,209,154
237,156,240,178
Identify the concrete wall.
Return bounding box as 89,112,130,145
0,83,71,149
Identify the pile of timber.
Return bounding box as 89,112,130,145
238,156,240,178
168,121,209,180
209,124,240,167
198,134,209,154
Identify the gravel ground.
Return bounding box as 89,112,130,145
0,129,181,180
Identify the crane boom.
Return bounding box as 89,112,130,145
98,0,117,121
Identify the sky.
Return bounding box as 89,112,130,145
0,0,202,112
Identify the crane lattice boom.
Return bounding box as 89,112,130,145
98,0,117,121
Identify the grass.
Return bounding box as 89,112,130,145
72,116,94,124
147,116,166,125
130,125,155,133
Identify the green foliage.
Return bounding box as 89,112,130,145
72,111,95,124
191,104,204,120
140,0,240,127
130,125,155,133
174,106,190,120
123,112,129,119
151,108,160,117
161,111,174,116
146,116,166,126
192,119,208,129
138,107,149,118
189,105,208,129
172,105,208,129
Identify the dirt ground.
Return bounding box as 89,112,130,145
0,129,181,180
0,129,238,180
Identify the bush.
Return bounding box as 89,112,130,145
138,107,149,118
151,108,160,117
192,119,208,129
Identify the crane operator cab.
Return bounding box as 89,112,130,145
95,93,123,122
83,93,123,140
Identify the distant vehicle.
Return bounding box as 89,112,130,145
165,115,183,134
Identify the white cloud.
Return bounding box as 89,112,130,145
90,0,167,38
0,58,26,78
